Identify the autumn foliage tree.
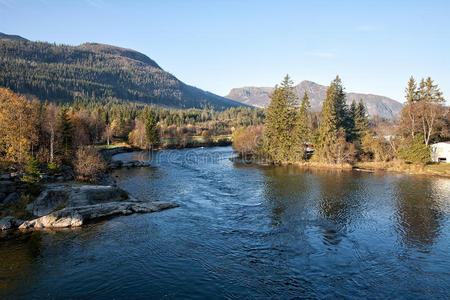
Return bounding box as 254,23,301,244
231,126,263,158
0,88,39,163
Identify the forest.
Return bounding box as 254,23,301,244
0,87,263,182
0,39,243,109
232,75,450,171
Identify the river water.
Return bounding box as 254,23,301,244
1,146,449,299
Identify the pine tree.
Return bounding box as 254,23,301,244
313,76,349,163
347,100,357,142
21,156,40,184
145,110,160,150
331,76,347,129
353,100,369,143
405,76,418,104
58,106,73,163
263,75,298,163
293,91,312,160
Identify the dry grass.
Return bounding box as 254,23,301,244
354,160,450,178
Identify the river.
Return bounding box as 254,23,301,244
1,146,449,299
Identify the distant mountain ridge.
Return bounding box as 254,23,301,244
0,32,28,41
0,33,245,110
226,80,403,119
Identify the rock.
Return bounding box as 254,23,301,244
108,160,123,169
56,176,64,181
0,216,24,230
19,201,179,229
0,174,11,180
3,192,20,204
27,184,129,217
97,172,116,186
109,160,151,169
0,181,15,193
0,192,6,202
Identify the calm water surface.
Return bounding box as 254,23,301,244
1,146,449,299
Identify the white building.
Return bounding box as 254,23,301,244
430,142,450,163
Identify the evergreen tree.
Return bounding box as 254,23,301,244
58,106,73,163
405,76,418,104
294,91,312,160
145,110,160,150
330,76,347,129
313,76,349,163
263,75,298,163
21,156,40,184
347,100,357,141
353,100,369,143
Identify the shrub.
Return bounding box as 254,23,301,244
74,146,107,182
232,126,263,158
361,134,392,162
47,161,60,175
397,135,431,164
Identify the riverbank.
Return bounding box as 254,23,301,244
1,146,180,231
354,161,450,178
231,155,450,178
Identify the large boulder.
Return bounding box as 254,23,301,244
0,174,11,180
0,181,15,194
27,184,128,217
0,216,24,230
19,201,178,229
3,192,20,205
15,183,179,230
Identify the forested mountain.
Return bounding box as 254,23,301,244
0,33,245,110
226,80,403,119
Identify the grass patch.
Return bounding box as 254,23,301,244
354,161,450,177
95,141,130,150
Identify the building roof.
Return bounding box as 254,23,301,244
431,141,450,146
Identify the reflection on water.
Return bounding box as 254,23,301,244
394,177,445,248
0,232,41,293
1,147,449,298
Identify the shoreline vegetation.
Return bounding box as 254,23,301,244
0,72,449,231
231,75,449,178
0,85,259,231
231,156,450,178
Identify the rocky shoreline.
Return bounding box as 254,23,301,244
1,149,179,232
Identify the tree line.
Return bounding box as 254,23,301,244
0,39,243,109
0,87,264,180
233,75,449,166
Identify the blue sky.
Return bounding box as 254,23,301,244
0,0,449,103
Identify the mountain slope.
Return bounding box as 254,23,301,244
0,33,245,110
0,32,28,41
226,80,403,119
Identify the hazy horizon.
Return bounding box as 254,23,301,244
1,0,449,104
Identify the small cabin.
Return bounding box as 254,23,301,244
430,142,450,163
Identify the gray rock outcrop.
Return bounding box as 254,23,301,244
19,183,178,230
19,201,178,229
0,216,24,230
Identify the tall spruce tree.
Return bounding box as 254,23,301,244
353,100,369,144
58,106,73,163
145,109,160,150
313,76,348,163
294,91,312,160
263,75,298,163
